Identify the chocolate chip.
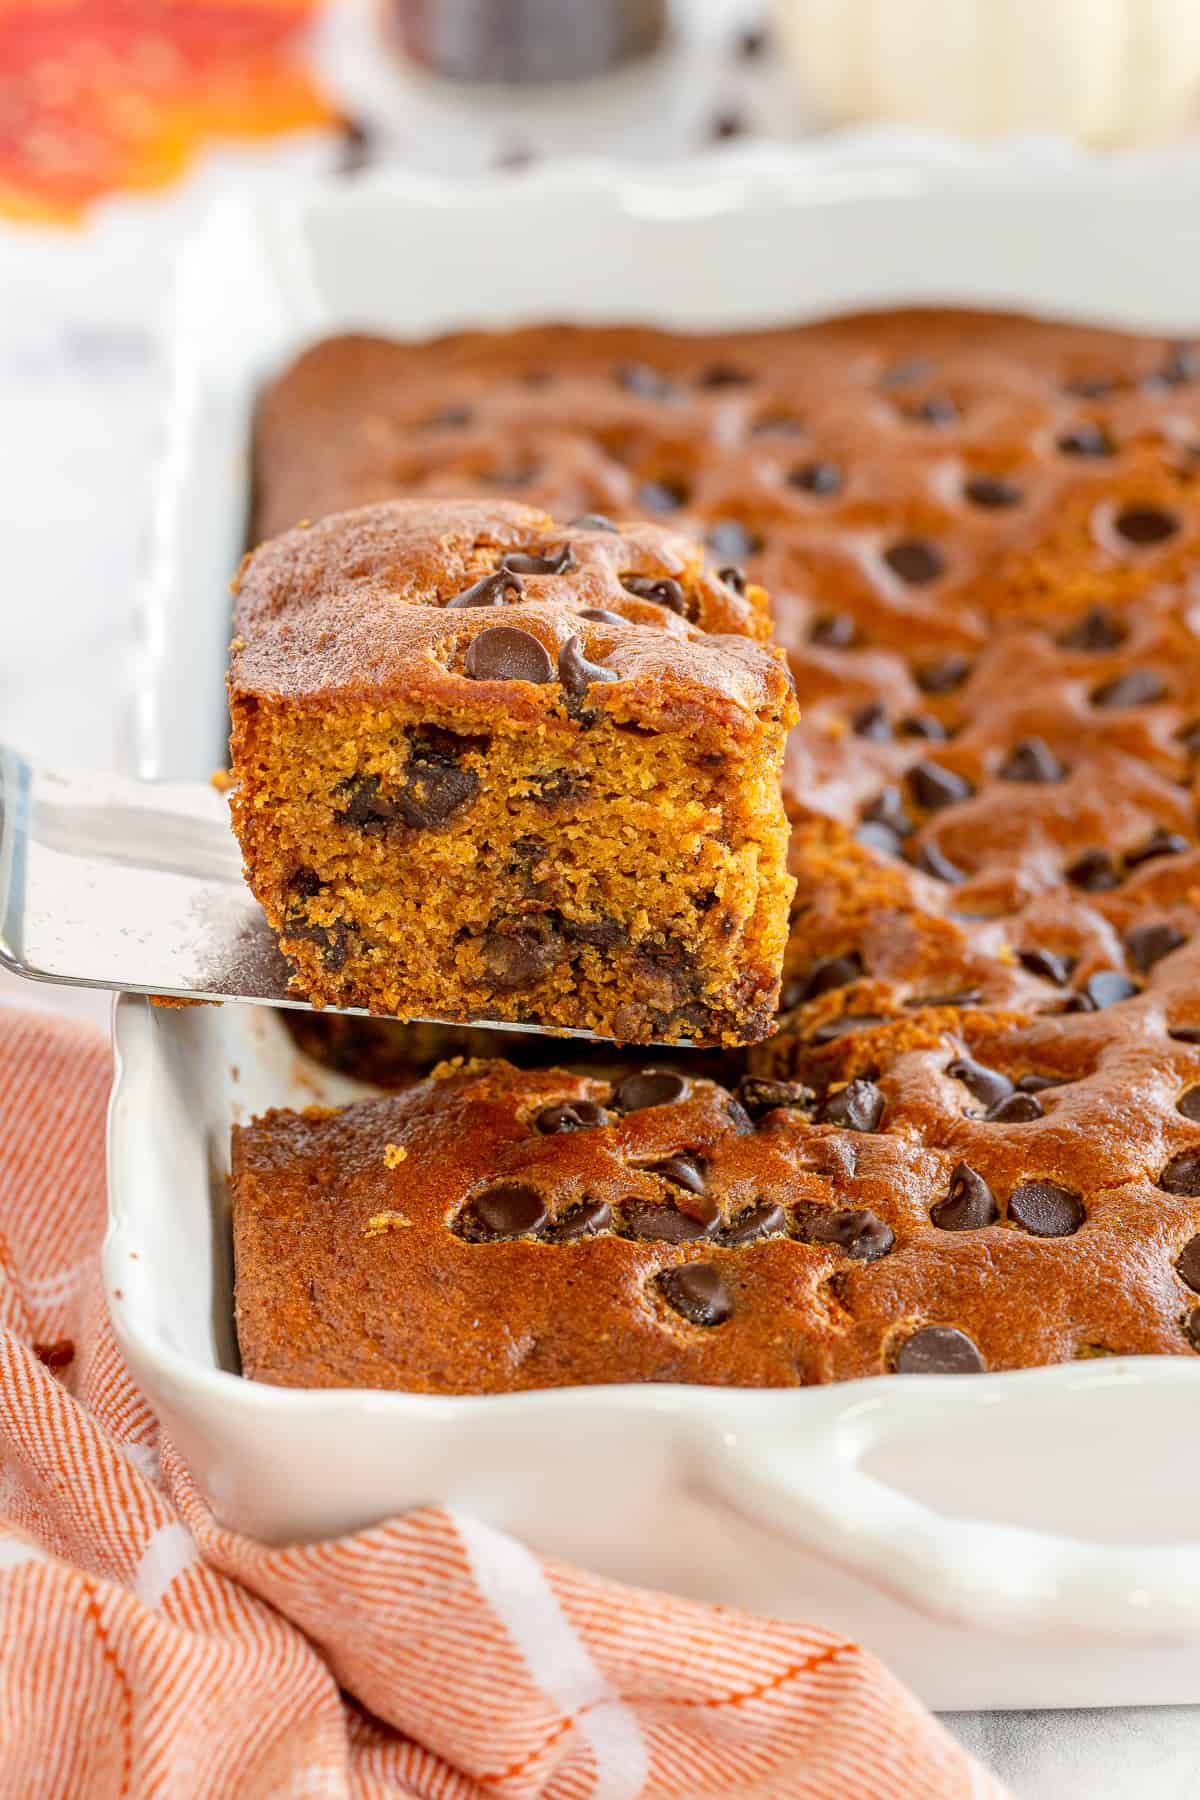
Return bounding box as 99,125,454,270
719,1201,788,1245
612,1069,689,1112
855,821,904,858
615,362,675,400
697,362,752,387
621,574,688,615
1114,506,1179,547
998,737,1065,783
880,358,931,389
810,612,856,648
852,701,892,741
480,922,563,990
535,1099,607,1134
1018,946,1072,985
1126,922,1185,973
706,520,762,560
916,655,970,695
569,513,618,532
624,1199,715,1243
931,1163,998,1230
789,461,842,495
1017,1073,1063,1094
658,1262,733,1326
899,714,947,742
964,474,1022,509
909,761,974,811
809,1013,886,1043
947,1057,1013,1110
647,1152,707,1196
1126,828,1190,867
500,543,577,576
1059,606,1126,652
1094,669,1166,708
287,866,322,897
1178,1089,1200,1123
1171,1026,1200,1045
1162,1151,1200,1196
1157,342,1198,387
465,626,553,683
734,1076,815,1121
798,952,864,1001
1007,1180,1084,1236
863,786,913,837
1179,721,1200,757
1074,970,1139,1010
883,539,944,585
907,988,982,1009
1185,1307,1200,1350
913,842,966,883
986,1092,1044,1122
558,633,617,699
1177,1234,1200,1291
339,761,480,835
896,1326,984,1374
718,563,746,594
1057,424,1114,458
460,1183,547,1241
817,1078,885,1132
445,568,524,609
796,1205,894,1262
1066,848,1121,891
907,395,958,425
544,1198,612,1242
638,479,688,513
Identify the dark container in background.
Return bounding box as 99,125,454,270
390,0,670,83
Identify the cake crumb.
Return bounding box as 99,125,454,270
383,1142,407,1167
363,1210,412,1237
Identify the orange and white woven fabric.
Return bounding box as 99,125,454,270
0,1004,1007,1799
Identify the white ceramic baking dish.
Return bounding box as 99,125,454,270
110,141,1200,1710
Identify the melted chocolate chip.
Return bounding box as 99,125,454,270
1066,848,1121,891
863,786,913,837
998,737,1065,783
964,474,1022,509
1114,506,1179,547
1073,970,1139,1010
288,866,322,897
908,395,958,425
621,574,688,615
1126,922,1185,973
931,1163,998,1230
1162,1151,1200,1196
817,1078,885,1132
1059,606,1125,652
719,1201,788,1245
658,1262,733,1326
789,461,843,496
896,1326,984,1374
544,1198,613,1243
718,563,747,594
899,714,947,742
916,655,970,695
1185,1308,1200,1351
913,842,966,884
1057,424,1114,458
535,1099,607,1135
883,539,945,585
1007,1180,1084,1237
880,357,930,389
558,633,617,699
1178,1234,1200,1291
1127,828,1190,866
500,543,576,576
614,362,675,400
569,513,618,532
647,1152,707,1196
1177,1088,1200,1123
751,411,804,437
579,607,624,626
1092,670,1166,709
907,988,982,1009
909,761,974,811
1018,1074,1063,1094
1018,946,1073,985
947,1057,1013,1109
797,952,864,1001
986,1092,1044,1122
638,479,688,513
809,1014,887,1044
480,922,564,990
624,1199,715,1243
445,568,524,609
612,1069,688,1112
460,1183,547,1241
856,821,904,858
465,626,553,683
706,520,762,560
797,1205,894,1262
810,612,856,649
852,701,892,741
1171,1026,1200,1044
698,362,752,388
734,1076,815,1121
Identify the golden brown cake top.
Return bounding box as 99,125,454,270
231,498,789,737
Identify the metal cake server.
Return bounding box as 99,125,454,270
0,745,595,1032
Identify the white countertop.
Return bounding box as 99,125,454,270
2,4,1196,1789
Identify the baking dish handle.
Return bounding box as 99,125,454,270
706,1370,1200,1644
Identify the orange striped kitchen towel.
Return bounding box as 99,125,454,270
0,1004,1008,1798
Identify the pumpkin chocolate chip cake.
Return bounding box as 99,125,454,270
228,499,797,1045
235,308,1200,1385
